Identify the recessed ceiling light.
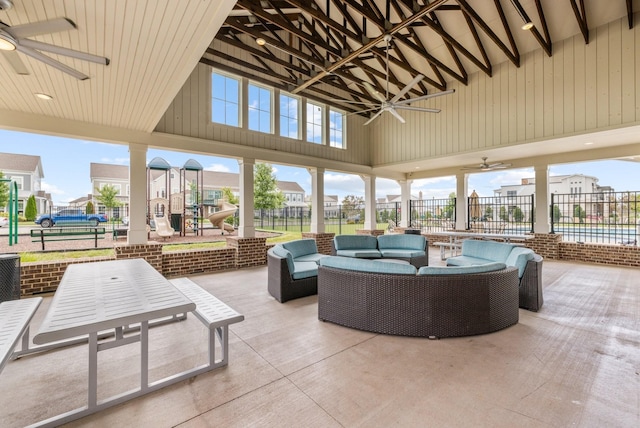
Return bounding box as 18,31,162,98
35,93,53,100
521,22,534,30
584,142,594,146
256,38,266,46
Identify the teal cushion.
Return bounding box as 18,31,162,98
291,261,319,280
504,247,535,278
282,239,318,258
461,240,515,263
379,249,425,258
446,255,491,266
418,262,506,275
295,253,327,263
319,256,417,275
271,245,295,274
336,249,381,258
334,235,378,250
377,234,426,250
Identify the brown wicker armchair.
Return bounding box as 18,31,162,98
267,248,318,303
519,254,543,311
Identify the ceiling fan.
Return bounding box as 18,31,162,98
0,16,109,80
347,34,454,126
462,157,512,171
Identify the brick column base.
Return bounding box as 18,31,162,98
302,232,335,255
114,242,163,272
356,229,385,236
529,233,562,260
226,236,268,268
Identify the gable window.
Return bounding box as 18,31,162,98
279,94,299,139
211,72,240,127
248,83,272,133
329,108,345,148
306,102,323,144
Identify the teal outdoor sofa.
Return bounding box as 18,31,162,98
332,234,429,268
446,240,544,311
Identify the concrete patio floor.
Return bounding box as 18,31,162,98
0,254,638,427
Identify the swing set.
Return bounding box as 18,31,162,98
1,179,19,246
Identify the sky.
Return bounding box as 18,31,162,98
1,129,639,205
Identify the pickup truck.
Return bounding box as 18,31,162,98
35,209,108,228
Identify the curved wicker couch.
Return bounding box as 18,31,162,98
317,265,520,338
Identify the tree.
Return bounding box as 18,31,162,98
499,206,508,221
573,205,586,223
221,187,238,205
513,206,524,222
0,171,9,210
24,195,37,221
552,204,561,222
254,163,285,210
443,192,456,219
86,201,95,214
341,195,364,222
95,184,122,215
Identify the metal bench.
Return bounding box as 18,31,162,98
30,227,106,250
170,278,244,369
0,298,42,374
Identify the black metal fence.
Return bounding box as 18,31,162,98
408,198,456,232
551,191,639,244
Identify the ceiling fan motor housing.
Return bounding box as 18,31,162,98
0,0,13,11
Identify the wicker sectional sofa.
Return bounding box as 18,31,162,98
317,256,520,338
332,234,429,268
446,240,544,311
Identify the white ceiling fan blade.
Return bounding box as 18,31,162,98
15,45,89,80
363,109,384,126
388,107,406,124
394,105,441,113
347,107,380,116
20,39,110,65
363,81,386,103
329,98,378,106
395,89,455,106
390,74,424,103
1,50,29,75
8,18,76,39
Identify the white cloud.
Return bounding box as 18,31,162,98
100,157,129,165
41,181,65,195
205,163,231,172
487,168,533,187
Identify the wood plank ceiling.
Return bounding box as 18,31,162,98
205,0,636,117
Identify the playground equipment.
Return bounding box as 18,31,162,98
1,179,18,246
207,200,237,235
149,198,174,239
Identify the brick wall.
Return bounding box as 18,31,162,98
162,247,236,277
226,236,268,268
114,242,163,271
559,242,640,267
356,229,385,236
528,233,563,259
302,232,335,254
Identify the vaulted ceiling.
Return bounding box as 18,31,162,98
207,0,637,118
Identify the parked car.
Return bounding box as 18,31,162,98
35,209,108,228
0,216,8,227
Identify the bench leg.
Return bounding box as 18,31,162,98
208,326,229,369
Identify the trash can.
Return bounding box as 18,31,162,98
404,229,421,235
0,253,20,302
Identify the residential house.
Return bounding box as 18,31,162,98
0,152,52,215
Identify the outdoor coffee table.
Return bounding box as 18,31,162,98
31,259,197,427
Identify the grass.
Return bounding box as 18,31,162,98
162,241,227,252
20,249,115,262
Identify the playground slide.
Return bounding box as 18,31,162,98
207,201,237,235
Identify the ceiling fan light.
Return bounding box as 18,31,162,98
521,22,534,30
0,34,17,51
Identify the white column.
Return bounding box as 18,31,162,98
361,175,376,230
455,173,468,230
238,158,255,238
308,167,325,233
398,179,412,227
534,164,550,233
128,143,148,244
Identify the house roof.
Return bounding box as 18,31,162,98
0,152,43,176
90,163,129,180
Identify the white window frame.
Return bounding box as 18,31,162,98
329,108,346,149
247,81,273,134
306,101,324,144
279,93,301,139
211,70,241,127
